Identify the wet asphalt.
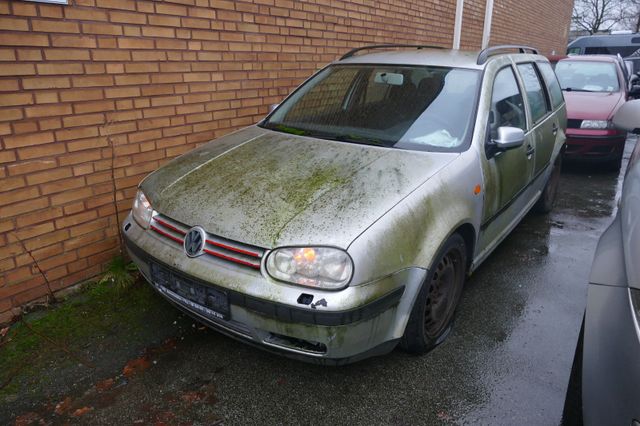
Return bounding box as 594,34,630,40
4,136,636,426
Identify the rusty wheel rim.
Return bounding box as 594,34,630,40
424,248,463,339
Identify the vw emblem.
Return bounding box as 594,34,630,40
184,226,205,258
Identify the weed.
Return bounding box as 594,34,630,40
97,256,138,291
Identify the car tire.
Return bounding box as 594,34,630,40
534,154,562,214
401,233,467,354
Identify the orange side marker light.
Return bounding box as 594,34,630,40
474,184,482,195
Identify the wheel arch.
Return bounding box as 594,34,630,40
452,222,476,272
421,220,477,274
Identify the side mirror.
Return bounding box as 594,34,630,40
630,74,639,85
625,60,634,78
268,103,279,113
629,85,640,98
612,100,640,134
492,126,525,150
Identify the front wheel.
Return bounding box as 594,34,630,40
401,234,467,354
534,154,562,214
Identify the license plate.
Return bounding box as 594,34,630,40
150,263,230,320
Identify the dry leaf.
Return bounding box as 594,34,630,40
14,412,41,426
95,378,115,392
71,406,93,417
54,396,72,415
123,356,151,378
180,391,204,405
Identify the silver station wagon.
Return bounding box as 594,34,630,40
124,44,567,364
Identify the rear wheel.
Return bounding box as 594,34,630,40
534,154,562,214
401,234,467,354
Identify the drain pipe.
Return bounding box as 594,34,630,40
453,0,464,50
481,0,494,49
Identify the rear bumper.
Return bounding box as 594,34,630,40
563,134,626,162
123,215,426,364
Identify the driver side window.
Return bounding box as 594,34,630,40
489,67,527,139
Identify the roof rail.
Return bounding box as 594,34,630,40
477,45,539,65
340,44,445,60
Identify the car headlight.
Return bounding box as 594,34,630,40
266,247,353,290
132,189,153,229
581,120,612,129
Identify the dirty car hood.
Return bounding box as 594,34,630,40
141,126,457,249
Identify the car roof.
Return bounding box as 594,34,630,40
336,47,547,70
569,33,640,47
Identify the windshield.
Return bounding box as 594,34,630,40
260,65,480,152
555,61,620,92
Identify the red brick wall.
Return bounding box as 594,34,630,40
461,0,486,50
491,0,574,55
0,0,572,322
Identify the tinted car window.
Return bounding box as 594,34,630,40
537,62,564,109
555,60,620,92
585,46,639,56
263,65,480,151
489,67,527,137
517,63,549,124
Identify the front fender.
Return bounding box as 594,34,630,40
347,151,483,285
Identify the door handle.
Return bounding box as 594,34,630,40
552,123,558,136
526,144,535,157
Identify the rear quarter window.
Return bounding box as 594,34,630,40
537,62,564,109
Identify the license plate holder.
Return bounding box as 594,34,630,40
150,263,230,320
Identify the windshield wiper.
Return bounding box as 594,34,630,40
262,122,309,136
563,87,595,92
330,134,389,147
262,123,390,147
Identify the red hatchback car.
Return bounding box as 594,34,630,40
555,55,629,170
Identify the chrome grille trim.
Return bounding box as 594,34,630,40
149,212,265,270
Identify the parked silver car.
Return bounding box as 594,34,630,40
124,45,567,364
563,100,640,424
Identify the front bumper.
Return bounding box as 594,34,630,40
564,133,626,162
123,214,426,365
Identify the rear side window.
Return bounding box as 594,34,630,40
537,62,564,109
517,63,549,124
489,67,527,137
585,46,639,56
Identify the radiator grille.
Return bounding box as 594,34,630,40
149,213,265,270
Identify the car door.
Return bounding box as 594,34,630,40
516,62,557,178
481,65,534,227
537,60,567,155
